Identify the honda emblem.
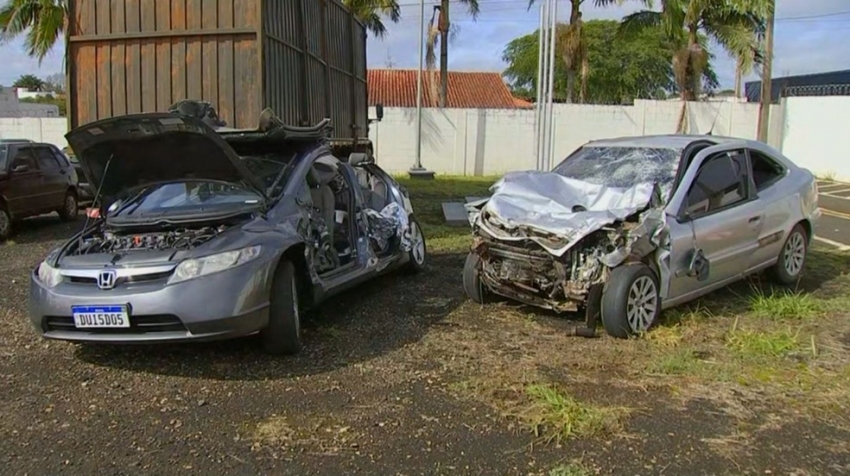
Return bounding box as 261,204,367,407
97,270,117,290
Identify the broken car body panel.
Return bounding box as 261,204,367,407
467,135,820,316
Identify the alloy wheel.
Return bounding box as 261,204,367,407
410,222,426,265
626,276,657,333
783,231,805,277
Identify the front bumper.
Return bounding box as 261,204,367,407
29,255,277,343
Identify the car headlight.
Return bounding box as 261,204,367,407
168,246,262,284
37,261,63,288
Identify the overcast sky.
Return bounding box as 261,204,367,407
1,0,849,89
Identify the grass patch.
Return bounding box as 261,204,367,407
521,384,628,442
547,462,593,476
646,347,706,375
750,289,823,320
725,327,800,359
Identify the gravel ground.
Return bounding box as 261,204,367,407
2,212,849,476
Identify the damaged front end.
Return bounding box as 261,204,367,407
467,171,669,317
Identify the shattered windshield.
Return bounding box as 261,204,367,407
552,146,683,198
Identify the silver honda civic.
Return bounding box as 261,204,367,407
29,110,427,355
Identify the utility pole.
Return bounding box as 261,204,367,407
757,0,775,143
410,0,434,179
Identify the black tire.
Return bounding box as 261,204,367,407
463,251,491,304
58,191,78,221
769,223,808,286
404,216,427,274
601,263,660,339
261,260,302,355
0,206,12,241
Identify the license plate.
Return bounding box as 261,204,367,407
71,305,130,328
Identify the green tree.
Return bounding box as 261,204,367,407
503,20,719,104
20,93,65,116
620,0,770,101
12,73,45,90
425,0,480,108
527,0,625,104
0,0,67,62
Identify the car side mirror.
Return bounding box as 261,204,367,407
687,248,710,281
375,103,384,121
12,164,29,173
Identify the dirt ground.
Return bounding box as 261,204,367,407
1,178,849,476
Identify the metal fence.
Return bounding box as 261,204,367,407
781,84,850,97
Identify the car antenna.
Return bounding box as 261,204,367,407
78,153,115,248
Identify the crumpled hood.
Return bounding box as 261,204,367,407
467,171,657,256
65,113,266,199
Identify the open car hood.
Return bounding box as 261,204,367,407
65,113,266,199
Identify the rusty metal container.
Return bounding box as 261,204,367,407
66,0,368,142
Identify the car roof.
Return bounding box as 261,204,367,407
0,138,34,144
585,134,742,150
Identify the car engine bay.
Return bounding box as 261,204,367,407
68,225,228,256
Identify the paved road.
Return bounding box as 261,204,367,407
816,180,850,250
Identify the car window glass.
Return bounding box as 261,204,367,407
34,146,61,169
750,150,784,190
685,151,746,217
11,147,37,171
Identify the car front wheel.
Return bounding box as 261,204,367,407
601,263,660,339
261,260,302,355
463,252,491,304
770,223,808,285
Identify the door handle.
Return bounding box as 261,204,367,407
748,216,762,225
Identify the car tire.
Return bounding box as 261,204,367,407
463,251,492,304
261,260,302,355
0,206,13,241
404,216,427,274
601,263,660,339
58,191,78,221
769,224,808,286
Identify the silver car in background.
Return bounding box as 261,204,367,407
464,135,821,338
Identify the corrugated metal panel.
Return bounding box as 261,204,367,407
67,0,367,140
68,0,262,129
261,0,367,140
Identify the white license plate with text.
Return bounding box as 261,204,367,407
71,305,130,328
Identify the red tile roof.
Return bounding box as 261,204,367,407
513,97,534,109
368,69,521,109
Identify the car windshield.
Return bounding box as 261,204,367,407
240,153,294,194
112,180,263,218
552,145,683,198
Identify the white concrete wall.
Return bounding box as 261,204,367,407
369,99,771,175
0,117,68,148
780,96,850,181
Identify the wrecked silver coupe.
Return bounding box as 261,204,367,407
464,135,821,338
30,109,426,355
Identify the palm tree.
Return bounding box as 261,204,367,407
620,0,770,101
732,13,765,99
343,0,401,37
0,0,400,63
0,0,67,63
527,0,624,104
425,0,480,108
